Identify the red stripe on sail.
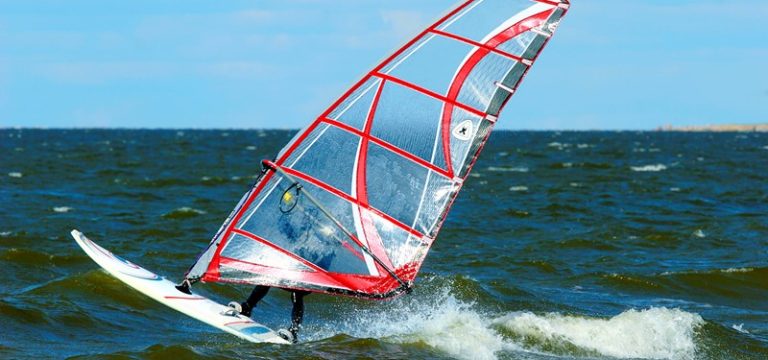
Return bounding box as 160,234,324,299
230,228,328,273
439,9,554,180
320,117,452,178
429,29,527,63
372,72,486,118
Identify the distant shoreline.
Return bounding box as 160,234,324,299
656,124,768,132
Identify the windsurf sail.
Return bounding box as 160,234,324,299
185,0,570,298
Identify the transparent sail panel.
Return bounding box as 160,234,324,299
385,34,475,96
365,142,454,235
327,77,382,130
456,52,518,113
236,176,369,275
221,233,314,272
286,125,361,195
278,123,328,165
369,211,428,268
370,82,448,169
497,30,538,57
437,0,537,42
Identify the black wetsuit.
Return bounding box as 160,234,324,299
241,286,310,341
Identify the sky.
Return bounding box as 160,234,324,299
0,0,766,130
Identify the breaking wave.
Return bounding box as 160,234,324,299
161,207,207,219
314,289,705,360
496,308,704,360
487,166,529,173
631,164,668,172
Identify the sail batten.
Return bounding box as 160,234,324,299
186,0,569,298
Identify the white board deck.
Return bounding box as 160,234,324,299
71,229,290,345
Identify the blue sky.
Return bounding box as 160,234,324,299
1,0,766,130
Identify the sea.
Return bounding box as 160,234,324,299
1,129,766,360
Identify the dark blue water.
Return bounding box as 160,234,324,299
1,129,766,359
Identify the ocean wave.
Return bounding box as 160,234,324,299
495,307,704,360
631,164,668,172
0,248,83,267
53,206,73,213
547,142,570,150
200,176,229,185
310,285,706,360
509,186,529,192
7,172,23,178
314,289,508,360
487,166,529,173
732,323,750,334
660,267,757,276
161,207,207,219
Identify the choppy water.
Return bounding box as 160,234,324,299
1,129,767,360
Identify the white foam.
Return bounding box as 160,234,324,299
692,229,706,238
246,145,257,151
547,142,570,150
495,307,704,360
8,172,23,178
732,323,749,334
315,290,508,360
53,206,73,213
311,286,705,360
661,267,753,276
165,207,206,216
631,164,667,172
509,186,529,192
488,166,529,173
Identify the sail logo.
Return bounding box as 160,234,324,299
452,120,475,141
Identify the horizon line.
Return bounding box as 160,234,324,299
0,126,660,132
